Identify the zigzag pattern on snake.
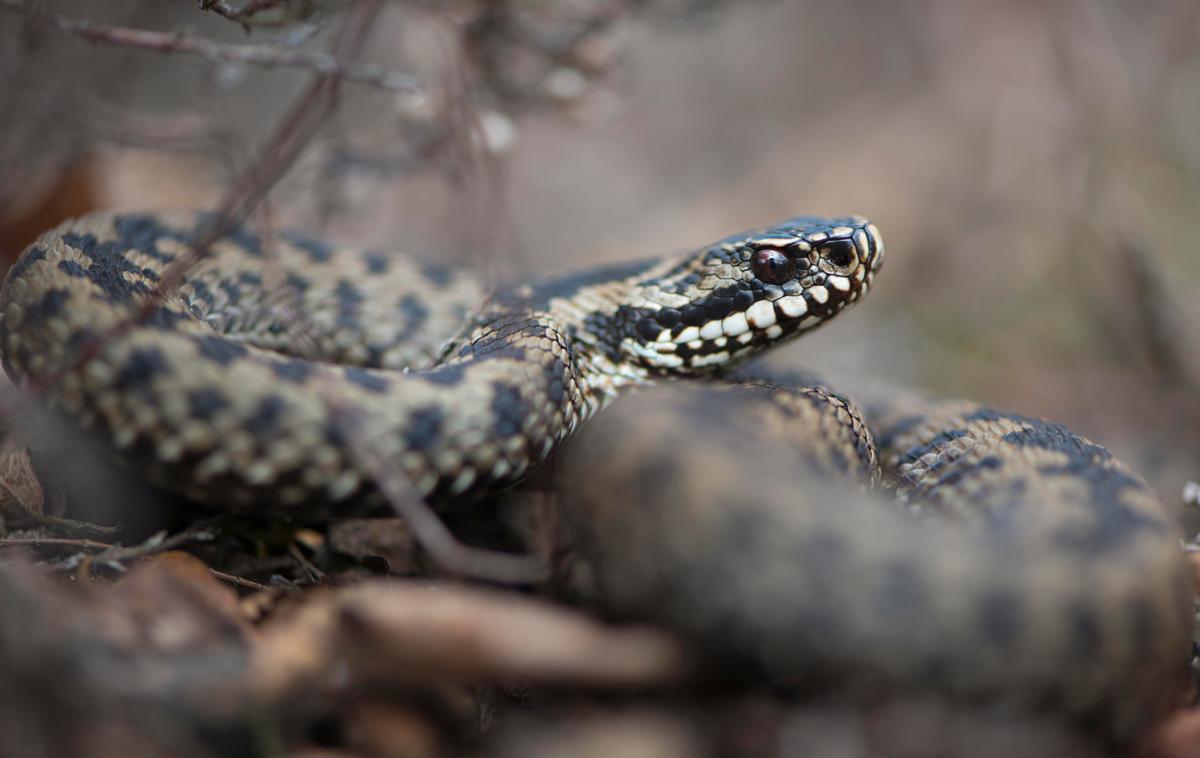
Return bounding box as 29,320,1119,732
0,210,1190,740
0,210,880,507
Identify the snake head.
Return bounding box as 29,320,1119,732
621,215,883,374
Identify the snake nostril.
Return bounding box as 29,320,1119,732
819,239,856,270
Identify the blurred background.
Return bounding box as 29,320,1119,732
1,0,1197,512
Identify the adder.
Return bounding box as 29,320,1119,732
0,210,1190,740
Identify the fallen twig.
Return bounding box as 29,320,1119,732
0,532,271,590
0,536,112,550
209,567,272,591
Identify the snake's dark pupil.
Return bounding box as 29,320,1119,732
822,239,855,268
751,249,793,284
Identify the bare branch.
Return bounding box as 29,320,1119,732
0,0,420,95
335,402,551,585
25,0,385,394
200,0,296,25
0,534,271,590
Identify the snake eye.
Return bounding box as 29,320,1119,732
751,249,794,284
818,239,857,272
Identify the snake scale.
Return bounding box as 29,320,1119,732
0,210,1192,741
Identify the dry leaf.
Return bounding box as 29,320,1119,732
0,445,43,518
328,518,418,574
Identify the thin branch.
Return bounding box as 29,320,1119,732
0,535,272,591
335,403,550,585
1116,236,1200,426
0,536,113,550
0,0,420,95
3,1,539,586
27,0,384,393
209,567,272,591
201,0,293,24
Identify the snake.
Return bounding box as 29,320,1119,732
0,210,1191,741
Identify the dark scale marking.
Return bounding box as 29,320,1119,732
364,345,385,367
420,260,455,288
978,588,1022,647
344,367,390,393
491,382,528,439
272,359,314,384
239,271,263,286
1068,603,1102,661
994,424,1166,550
113,214,184,263
282,230,334,263
59,233,155,302
218,280,242,307
322,420,349,449
335,280,364,328
66,327,98,352
656,308,681,328
188,280,217,311
424,363,466,386
187,388,228,420
247,395,287,434
115,347,168,389
145,307,185,330
26,288,70,323
493,344,529,364
926,455,1002,492
598,308,633,350
681,305,707,327
362,251,389,274
285,272,311,292
404,405,445,451
57,259,89,279
635,318,660,341
704,297,733,320
545,360,568,406
733,289,755,309
8,246,47,281
194,335,248,365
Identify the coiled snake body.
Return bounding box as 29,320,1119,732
0,210,1191,739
